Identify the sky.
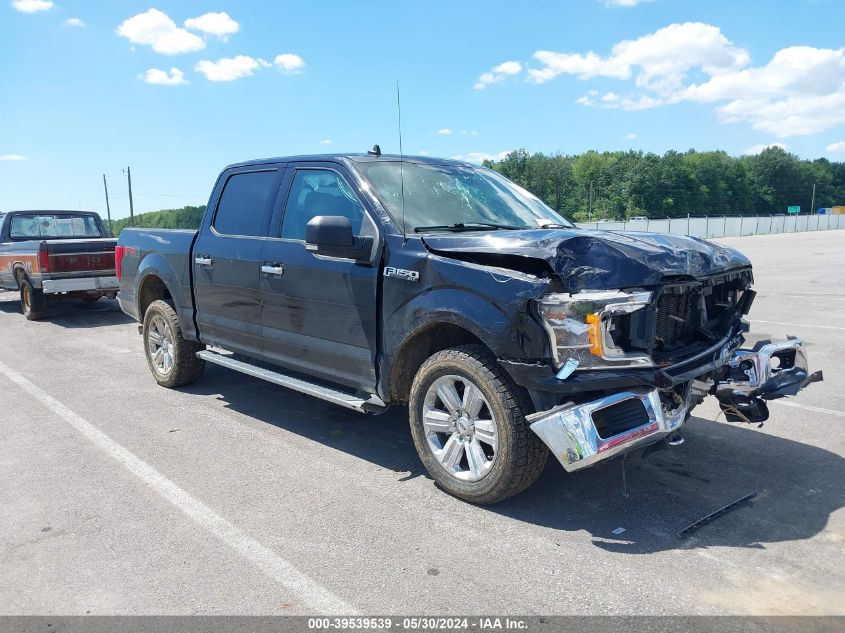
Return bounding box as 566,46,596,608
1,0,844,219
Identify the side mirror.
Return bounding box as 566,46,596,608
305,216,373,260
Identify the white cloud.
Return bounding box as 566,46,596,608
11,0,53,13
681,46,845,137
274,53,305,75
601,0,653,6
529,22,749,94
192,54,303,82
0,154,29,161
437,128,453,135
140,67,187,86
524,22,845,137
452,150,511,163
319,139,333,145
626,132,638,139
63,17,85,27
418,150,430,156
474,60,523,89
744,142,789,155
575,89,601,106
461,130,479,136
117,9,205,55
827,141,845,152
604,94,663,111
184,12,239,39
195,55,269,81
493,61,522,75
474,72,498,89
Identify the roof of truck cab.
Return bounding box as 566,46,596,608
5,209,99,214
224,154,476,170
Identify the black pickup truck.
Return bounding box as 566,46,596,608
117,152,821,503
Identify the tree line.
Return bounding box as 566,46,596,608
484,146,845,221
108,146,845,232
110,205,205,235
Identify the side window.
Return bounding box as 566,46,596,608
213,170,278,237
281,169,365,241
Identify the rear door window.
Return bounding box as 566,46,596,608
213,170,279,237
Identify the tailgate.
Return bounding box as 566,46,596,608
44,238,117,277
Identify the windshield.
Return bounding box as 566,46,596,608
10,213,103,240
356,161,573,232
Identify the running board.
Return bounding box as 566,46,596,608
196,350,386,412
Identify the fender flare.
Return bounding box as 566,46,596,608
134,252,197,340
383,287,524,361
11,262,31,289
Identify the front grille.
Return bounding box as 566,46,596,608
655,289,695,348
652,273,751,356
592,398,650,438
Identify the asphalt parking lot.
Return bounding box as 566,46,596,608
0,230,843,616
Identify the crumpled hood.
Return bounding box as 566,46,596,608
421,228,751,291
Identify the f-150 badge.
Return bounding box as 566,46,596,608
383,267,419,282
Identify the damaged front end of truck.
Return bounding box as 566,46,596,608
527,332,823,473
528,275,821,472
423,228,823,473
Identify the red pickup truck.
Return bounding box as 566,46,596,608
0,210,118,320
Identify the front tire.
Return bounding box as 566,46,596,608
20,277,47,321
409,344,548,504
142,300,205,388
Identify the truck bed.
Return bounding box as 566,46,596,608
116,228,199,327
0,237,117,292
43,237,117,277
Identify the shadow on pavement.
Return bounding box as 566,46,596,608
181,364,844,555
0,295,132,328
489,416,843,554
181,365,424,476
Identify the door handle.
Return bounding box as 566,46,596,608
261,264,285,276
195,256,213,266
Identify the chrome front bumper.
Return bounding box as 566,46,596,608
527,389,689,472
529,337,822,472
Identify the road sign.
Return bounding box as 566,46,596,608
788,205,800,214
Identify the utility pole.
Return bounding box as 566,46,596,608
588,180,593,221
123,166,135,227
102,174,113,235
810,183,816,216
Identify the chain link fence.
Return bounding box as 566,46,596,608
575,214,845,238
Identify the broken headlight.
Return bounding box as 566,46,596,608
538,290,655,370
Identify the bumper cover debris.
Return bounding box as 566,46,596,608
715,337,823,423
528,336,822,472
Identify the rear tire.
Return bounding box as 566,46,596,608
20,277,47,321
142,299,205,388
409,344,548,505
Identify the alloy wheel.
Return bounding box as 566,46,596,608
422,374,498,482
147,314,174,376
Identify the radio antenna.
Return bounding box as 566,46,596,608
396,79,407,241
